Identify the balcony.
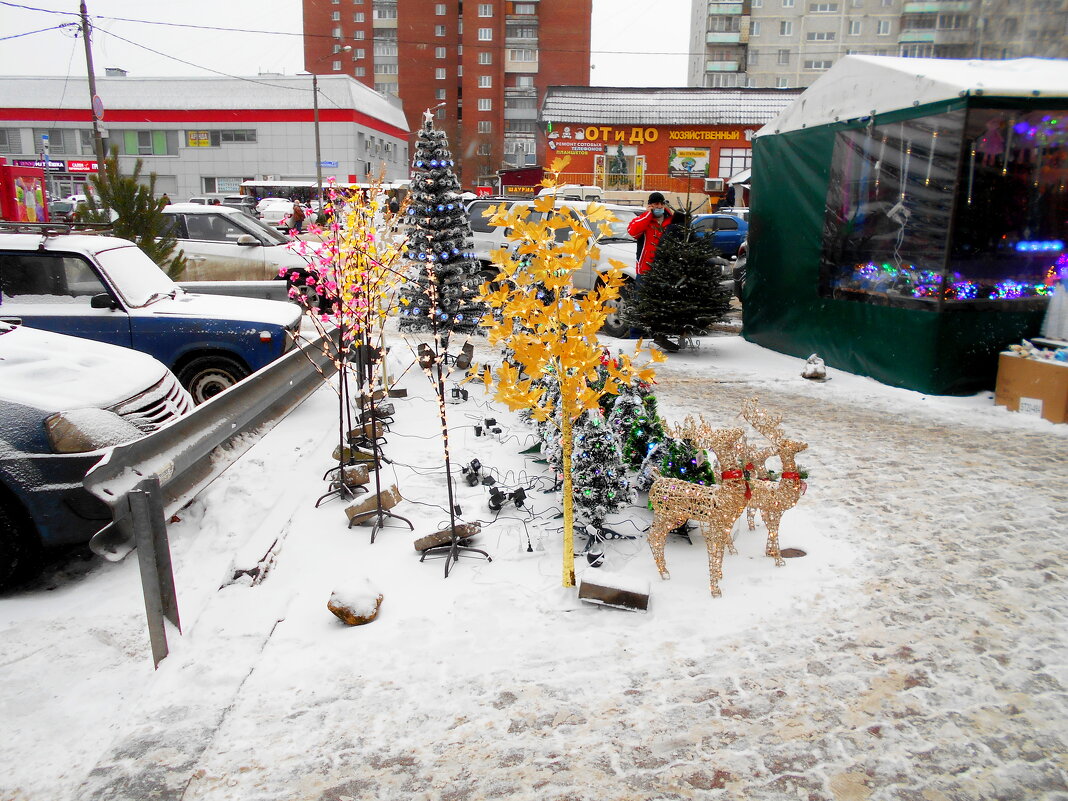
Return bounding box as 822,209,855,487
707,31,743,43
705,60,742,71
902,1,971,11
708,2,745,13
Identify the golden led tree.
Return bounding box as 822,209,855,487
477,158,664,587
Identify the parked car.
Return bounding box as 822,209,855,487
258,199,299,230
733,236,748,300
161,203,318,295
691,213,749,257
467,198,641,337
0,320,192,587
47,200,76,222
717,206,750,222
0,229,303,403
221,195,259,215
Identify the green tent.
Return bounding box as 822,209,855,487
745,56,1068,395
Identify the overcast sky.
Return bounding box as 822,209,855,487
0,0,691,86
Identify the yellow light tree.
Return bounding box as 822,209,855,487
477,158,664,587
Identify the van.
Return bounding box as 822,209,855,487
535,185,604,202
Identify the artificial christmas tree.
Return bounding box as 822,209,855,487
607,378,666,472
628,214,733,345
398,111,486,348
570,409,634,535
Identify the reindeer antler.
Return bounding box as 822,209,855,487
741,397,785,444
669,414,718,448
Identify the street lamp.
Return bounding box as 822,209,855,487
312,46,352,210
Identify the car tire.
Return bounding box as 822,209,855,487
177,356,251,404
600,279,634,339
0,496,39,591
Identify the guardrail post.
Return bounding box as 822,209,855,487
127,477,181,668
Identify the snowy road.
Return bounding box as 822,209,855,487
2,332,1066,800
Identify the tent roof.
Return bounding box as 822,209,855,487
542,86,802,126
757,56,1068,137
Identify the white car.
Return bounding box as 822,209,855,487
162,203,315,289
258,199,297,230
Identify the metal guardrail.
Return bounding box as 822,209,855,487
83,330,338,666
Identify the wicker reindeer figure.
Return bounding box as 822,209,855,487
738,398,808,566
647,419,749,598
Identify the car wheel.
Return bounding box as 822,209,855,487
0,497,39,591
600,279,634,338
177,356,251,404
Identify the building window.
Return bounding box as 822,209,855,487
1002,17,1017,36
353,12,364,21
478,120,492,133
435,2,446,13
504,96,537,110
777,77,790,87
374,5,398,18
718,147,750,179
709,16,741,32
478,74,492,88
478,27,493,41
0,128,22,154
753,0,763,6
515,2,535,12
436,108,446,119
374,41,397,56
938,13,968,28
478,3,493,15
804,59,834,69
514,74,534,88
332,26,342,37
436,88,446,100
751,21,761,35
900,43,934,57
506,120,538,133
353,29,365,39
777,48,790,64
779,20,793,35
355,66,366,76
478,51,492,64
354,48,365,58
115,129,179,156
877,19,891,34
806,30,836,40
747,49,758,65
435,24,446,36
477,98,492,111
435,67,447,79
809,2,838,10
332,11,340,20
849,19,861,34
331,60,341,70
436,46,447,58
509,48,537,61
782,0,795,6
477,143,492,155
377,63,398,74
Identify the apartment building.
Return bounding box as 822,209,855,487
302,0,593,188
687,0,1068,89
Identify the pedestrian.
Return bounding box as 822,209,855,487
290,199,306,233
160,193,171,207
626,191,682,351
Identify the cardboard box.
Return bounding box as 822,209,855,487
994,353,1068,424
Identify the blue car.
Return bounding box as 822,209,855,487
0,231,303,403
691,213,749,257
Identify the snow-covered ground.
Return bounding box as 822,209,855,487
2,328,1066,801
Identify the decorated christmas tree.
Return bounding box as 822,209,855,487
628,214,733,340
398,111,485,347
607,378,666,472
570,409,634,533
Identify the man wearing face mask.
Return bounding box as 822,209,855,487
627,192,678,276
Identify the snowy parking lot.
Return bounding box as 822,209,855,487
2,330,1066,801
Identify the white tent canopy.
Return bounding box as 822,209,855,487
757,56,1068,138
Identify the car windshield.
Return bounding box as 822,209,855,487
602,209,637,241
94,245,178,307
230,211,290,245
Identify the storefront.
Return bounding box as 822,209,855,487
539,87,799,201
9,157,97,200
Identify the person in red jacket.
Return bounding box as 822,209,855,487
627,191,679,275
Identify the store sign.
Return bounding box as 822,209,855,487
187,131,212,147
548,124,757,147
668,147,711,178
13,158,64,170
67,160,99,173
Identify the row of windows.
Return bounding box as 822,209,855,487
0,127,250,155
751,0,893,6
767,18,892,35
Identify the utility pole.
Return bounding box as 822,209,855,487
80,1,107,175
313,73,323,210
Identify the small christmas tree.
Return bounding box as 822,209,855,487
628,214,733,340
607,378,666,472
398,111,485,348
570,409,634,534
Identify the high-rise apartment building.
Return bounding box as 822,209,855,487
303,0,592,188
687,0,1068,89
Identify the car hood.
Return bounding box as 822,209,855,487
0,325,170,411
600,240,638,278
147,292,302,327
